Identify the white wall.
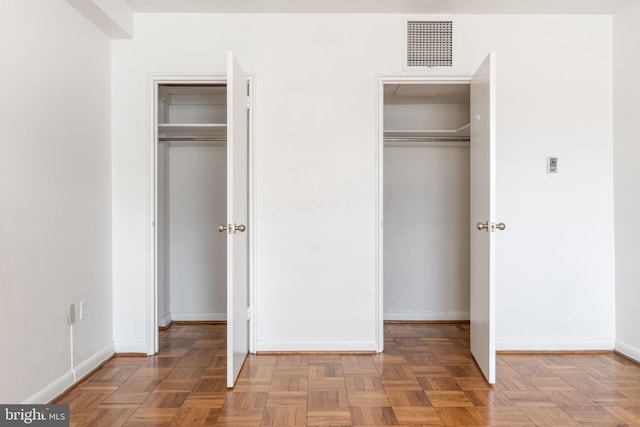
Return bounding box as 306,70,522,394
112,14,615,352
614,0,640,361
384,146,470,320
168,146,227,321
487,18,615,351
0,1,113,403
384,104,470,131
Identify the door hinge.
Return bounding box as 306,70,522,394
246,97,252,110
247,307,252,321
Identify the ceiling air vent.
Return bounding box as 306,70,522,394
406,21,453,68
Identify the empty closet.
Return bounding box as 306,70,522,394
383,83,471,321
157,84,228,326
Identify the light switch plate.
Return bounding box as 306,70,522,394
547,156,558,173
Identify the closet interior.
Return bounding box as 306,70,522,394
383,83,471,321
157,84,228,327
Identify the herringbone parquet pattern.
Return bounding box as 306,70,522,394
55,323,640,426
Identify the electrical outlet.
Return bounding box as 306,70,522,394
80,300,86,320
547,156,558,173
68,304,76,325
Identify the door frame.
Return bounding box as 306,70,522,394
146,73,257,355
375,74,473,352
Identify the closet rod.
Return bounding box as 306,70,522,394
384,137,470,142
158,137,227,142
384,137,470,148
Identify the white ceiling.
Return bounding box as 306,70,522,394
124,0,634,14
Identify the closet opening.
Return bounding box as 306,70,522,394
156,82,229,337
148,56,254,388
381,81,471,339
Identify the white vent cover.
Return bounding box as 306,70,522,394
406,21,453,68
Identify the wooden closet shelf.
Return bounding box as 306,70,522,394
158,123,226,131
385,123,470,138
158,123,227,139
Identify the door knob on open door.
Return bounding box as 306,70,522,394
235,224,246,232
476,222,489,231
217,224,227,233
495,223,506,231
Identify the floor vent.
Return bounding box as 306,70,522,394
406,21,453,68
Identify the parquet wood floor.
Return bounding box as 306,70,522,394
55,323,640,426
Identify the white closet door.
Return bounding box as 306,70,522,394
226,51,249,388
470,52,497,384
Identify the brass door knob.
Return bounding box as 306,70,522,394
476,222,489,231
235,224,246,232
495,223,506,231
217,224,227,233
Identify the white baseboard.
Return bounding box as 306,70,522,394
497,337,615,351
23,371,75,404
159,313,172,327
256,340,378,352
114,340,148,354
170,312,226,321
384,311,469,321
74,343,114,381
23,343,115,404
615,339,640,363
